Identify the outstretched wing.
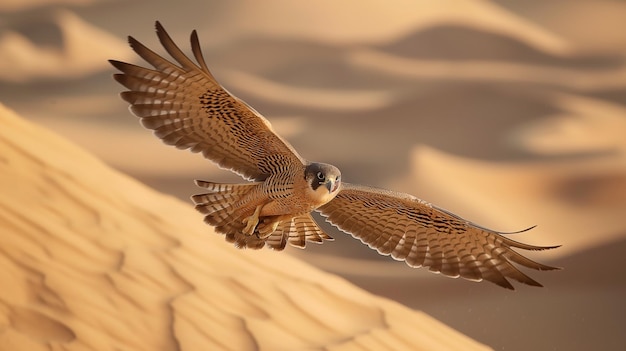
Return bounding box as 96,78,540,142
110,21,304,181
317,183,560,289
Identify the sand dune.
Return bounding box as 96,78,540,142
0,11,131,82
221,70,397,111
225,0,571,53
348,49,626,90
2,2,625,350
0,103,491,350
494,0,626,54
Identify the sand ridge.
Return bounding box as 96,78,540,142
0,103,490,350
2,2,625,349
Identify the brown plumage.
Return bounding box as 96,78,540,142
110,21,560,289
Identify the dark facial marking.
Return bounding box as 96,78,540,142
305,163,340,191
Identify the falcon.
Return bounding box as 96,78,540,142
110,21,560,290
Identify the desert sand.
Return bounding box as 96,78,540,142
1,1,625,350
0,104,492,350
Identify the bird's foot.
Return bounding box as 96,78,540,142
242,205,263,235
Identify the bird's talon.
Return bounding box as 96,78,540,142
242,205,263,235
242,217,258,235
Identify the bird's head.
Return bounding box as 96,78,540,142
305,162,342,204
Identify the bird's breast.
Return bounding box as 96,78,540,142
303,180,340,210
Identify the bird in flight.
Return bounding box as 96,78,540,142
110,21,560,290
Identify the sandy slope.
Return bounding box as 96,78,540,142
0,103,490,350
1,2,625,350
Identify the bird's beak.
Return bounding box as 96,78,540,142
324,179,338,193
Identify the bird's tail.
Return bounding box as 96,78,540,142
192,180,332,250
192,180,265,248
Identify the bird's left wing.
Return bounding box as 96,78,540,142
317,183,560,289
110,21,304,181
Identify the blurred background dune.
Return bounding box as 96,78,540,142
1,0,625,350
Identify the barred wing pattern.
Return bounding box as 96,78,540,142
318,183,560,289
109,21,304,181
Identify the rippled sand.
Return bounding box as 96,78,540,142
1,1,625,350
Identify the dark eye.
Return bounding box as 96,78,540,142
316,172,325,181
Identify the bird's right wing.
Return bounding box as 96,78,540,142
318,183,560,289
110,21,304,181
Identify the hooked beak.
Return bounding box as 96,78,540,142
324,179,339,193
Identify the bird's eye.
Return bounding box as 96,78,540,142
316,172,325,181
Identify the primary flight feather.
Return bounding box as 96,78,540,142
110,21,560,290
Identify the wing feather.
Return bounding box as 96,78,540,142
110,21,304,181
318,183,560,289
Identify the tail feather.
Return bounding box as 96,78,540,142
192,180,259,240
265,214,333,250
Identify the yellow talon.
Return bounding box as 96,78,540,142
242,205,263,235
